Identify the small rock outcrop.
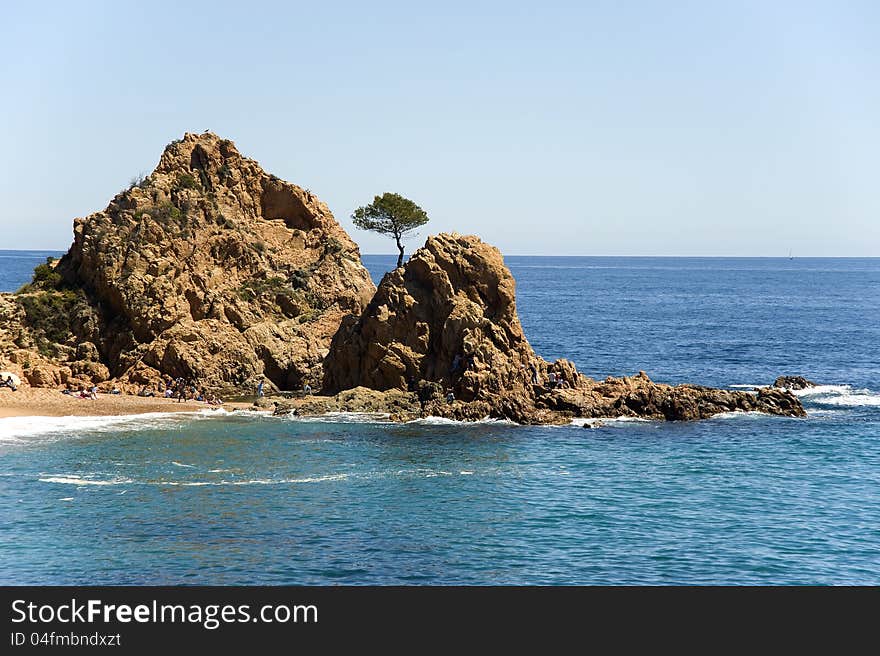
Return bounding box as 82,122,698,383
772,376,817,390
540,373,807,420
323,233,806,423
1,133,375,392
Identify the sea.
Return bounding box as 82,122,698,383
1,250,878,584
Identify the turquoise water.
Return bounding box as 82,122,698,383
1,255,879,584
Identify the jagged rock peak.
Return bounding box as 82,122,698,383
14,132,376,392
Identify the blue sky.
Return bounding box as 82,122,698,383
1,1,877,255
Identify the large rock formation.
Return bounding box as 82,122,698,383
324,233,544,398
0,134,808,423
322,233,806,423
1,132,375,392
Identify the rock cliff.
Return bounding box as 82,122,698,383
322,233,806,422
323,233,546,403
1,132,375,392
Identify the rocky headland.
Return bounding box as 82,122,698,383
0,133,806,423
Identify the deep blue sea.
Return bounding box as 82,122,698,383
1,252,879,584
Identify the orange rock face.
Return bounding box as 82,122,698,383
3,132,376,392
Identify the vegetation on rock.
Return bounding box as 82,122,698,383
352,192,429,268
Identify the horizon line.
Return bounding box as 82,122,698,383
1,248,878,259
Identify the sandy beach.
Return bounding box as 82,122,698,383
0,387,250,419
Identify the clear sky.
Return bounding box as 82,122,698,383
1,1,877,255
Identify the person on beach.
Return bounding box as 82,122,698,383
529,363,540,386
89,385,99,400
177,384,186,403
1,375,16,392
303,383,312,395
257,378,264,398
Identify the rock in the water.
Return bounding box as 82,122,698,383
264,387,422,420
539,374,806,420
323,233,568,421
1,132,376,393
0,135,809,424
772,375,817,390
323,233,806,423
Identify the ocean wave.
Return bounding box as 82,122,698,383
156,474,350,486
569,416,652,427
406,416,519,426
709,410,776,421
39,475,133,486
794,385,880,407
791,385,851,397
281,412,393,424
0,408,228,440
36,468,493,489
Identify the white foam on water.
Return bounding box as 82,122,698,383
282,412,393,424
569,416,652,427
156,473,351,487
39,475,133,486
230,409,273,417
406,416,518,426
793,385,880,407
0,410,227,440
171,462,196,468
423,470,453,478
569,418,607,427
59,497,74,502
459,470,474,475
792,384,851,397
709,410,774,421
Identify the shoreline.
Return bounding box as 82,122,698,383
0,388,251,419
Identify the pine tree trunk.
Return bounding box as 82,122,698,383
396,236,405,269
